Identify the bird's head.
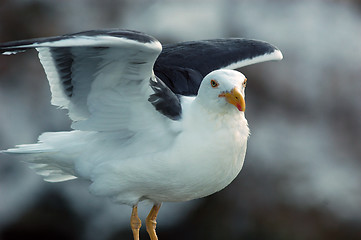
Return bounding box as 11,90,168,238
197,69,247,113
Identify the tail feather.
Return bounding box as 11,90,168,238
4,143,54,155
2,141,77,182
28,163,77,182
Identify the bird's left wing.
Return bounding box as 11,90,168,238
155,38,283,96
0,29,178,133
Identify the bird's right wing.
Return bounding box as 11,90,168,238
0,29,173,133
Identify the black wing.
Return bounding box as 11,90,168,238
154,38,283,96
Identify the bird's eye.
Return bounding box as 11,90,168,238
210,79,219,88
242,78,247,88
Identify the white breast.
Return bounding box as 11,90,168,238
144,100,250,202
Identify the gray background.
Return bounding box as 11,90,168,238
0,0,360,239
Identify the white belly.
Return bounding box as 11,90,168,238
143,119,249,203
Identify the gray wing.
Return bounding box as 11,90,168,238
0,29,182,131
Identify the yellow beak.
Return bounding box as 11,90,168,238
218,88,246,112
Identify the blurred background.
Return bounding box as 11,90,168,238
0,0,361,239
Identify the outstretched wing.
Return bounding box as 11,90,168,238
155,38,283,96
0,29,178,133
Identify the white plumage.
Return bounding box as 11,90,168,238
0,29,282,240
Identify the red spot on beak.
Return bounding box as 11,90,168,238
236,104,243,111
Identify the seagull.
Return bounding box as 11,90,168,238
0,29,282,240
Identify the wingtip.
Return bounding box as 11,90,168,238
1,49,25,55
273,49,283,61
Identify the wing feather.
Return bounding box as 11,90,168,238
1,30,166,131
155,38,283,95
